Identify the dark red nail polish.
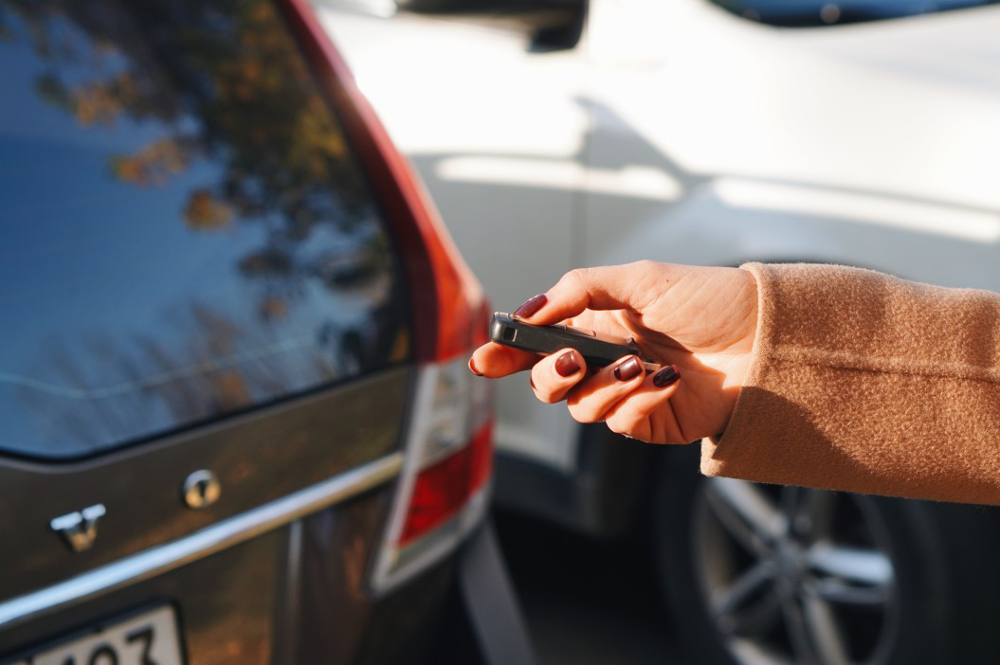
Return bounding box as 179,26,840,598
653,365,680,388
468,358,483,376
555,351,580,377
614,357,641,381
514,294,547,319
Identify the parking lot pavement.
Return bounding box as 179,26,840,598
494,511,685,665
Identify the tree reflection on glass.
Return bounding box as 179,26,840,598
0,0,408,455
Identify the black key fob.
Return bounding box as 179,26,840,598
489,312,659,371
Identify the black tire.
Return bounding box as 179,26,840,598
652,445,1000,665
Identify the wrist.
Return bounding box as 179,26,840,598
729,267,759,390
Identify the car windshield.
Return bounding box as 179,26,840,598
709,0,1000,25
0,0,409,459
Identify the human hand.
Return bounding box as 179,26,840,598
469,261,758,444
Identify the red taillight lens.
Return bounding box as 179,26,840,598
369,350,494,593
399,420,493,547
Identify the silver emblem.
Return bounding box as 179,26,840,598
182,470,221,509
50,504,106,553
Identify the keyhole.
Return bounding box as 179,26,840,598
182,469,221,509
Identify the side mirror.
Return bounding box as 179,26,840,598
394,0,587,51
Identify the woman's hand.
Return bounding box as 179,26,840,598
469,261,758,444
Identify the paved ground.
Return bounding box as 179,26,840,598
494,511,685,665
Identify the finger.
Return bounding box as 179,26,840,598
530,348,587,404
565,355,646,424
469,342,537,378
604,365,684,443
512,261,668,325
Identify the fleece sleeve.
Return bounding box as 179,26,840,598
701,262,1000,505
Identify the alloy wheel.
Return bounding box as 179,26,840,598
692,478,900,665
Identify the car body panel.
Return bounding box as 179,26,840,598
584,0,1000,287
0,488,452,665
0,368,410,608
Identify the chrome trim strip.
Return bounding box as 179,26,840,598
0,452,403,631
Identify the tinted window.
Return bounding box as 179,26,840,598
710,0,999,25
0,0,409,458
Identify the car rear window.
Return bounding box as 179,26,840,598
0,0,410,459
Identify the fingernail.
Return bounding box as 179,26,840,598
554,350,581,377
514,294,547,319
653,365,680,388
613,356,641,381
468,358,483,376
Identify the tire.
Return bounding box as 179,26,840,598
653,445,1000,665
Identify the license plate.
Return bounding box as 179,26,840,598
6,605,183,665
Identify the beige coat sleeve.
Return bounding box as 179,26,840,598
701,262,1000,505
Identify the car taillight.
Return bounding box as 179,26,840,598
399,416,493,547
280,0,494,592
370,354,494,591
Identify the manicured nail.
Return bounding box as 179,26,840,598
514,294,547,319
653,365,680,388
613,356,641,381
468,358,483,376
554,351,581,377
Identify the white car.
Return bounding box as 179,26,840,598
316,1,1000,663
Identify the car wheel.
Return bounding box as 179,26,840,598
653,448,1000,665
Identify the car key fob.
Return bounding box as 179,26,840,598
489,312,660,371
